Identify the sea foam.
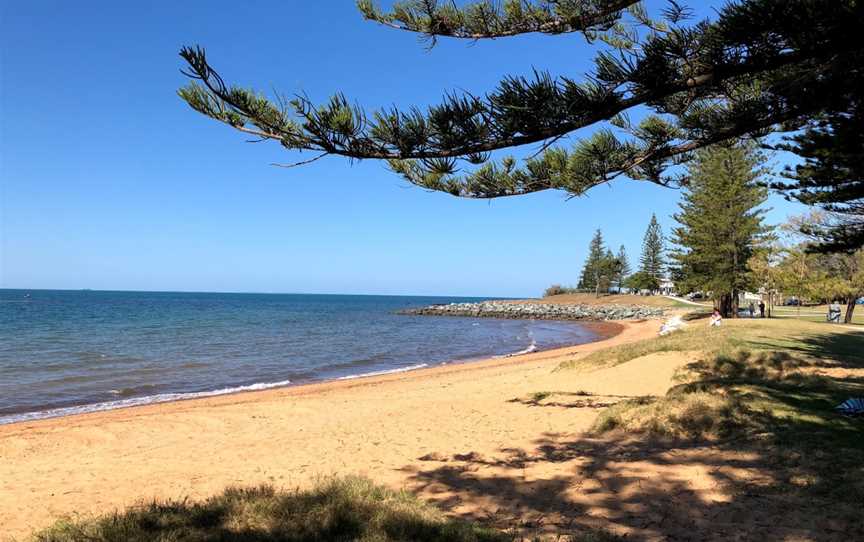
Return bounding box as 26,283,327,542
0,379,292,425
336,363,429,380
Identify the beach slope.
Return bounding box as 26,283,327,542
2,320,672,539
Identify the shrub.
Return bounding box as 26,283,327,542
592,392,751,440
543,284,569,297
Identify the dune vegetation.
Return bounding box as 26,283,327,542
30,476,508,542
563,318,864,515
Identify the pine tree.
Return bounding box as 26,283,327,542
671,143,770,317
616,245,631,291
774,99,863,252
598,248,622,296
639,214,665,289
179,2,864,201
578,230,606,291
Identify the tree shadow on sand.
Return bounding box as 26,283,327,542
506,391,634,410
403,331,864,541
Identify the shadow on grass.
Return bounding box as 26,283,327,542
741,327,864,366
404,335,864,541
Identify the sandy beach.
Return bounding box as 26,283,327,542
1,318,766,540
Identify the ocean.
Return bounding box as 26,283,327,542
0,289,600,424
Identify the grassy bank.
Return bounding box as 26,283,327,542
559,317,864,515
30,477,504,542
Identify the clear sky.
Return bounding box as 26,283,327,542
0,1,807,297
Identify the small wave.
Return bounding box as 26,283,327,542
500,338,538,358
336,363,428,381
108,384,158,397
0,379,292,425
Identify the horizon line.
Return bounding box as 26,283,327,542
0,287,519,299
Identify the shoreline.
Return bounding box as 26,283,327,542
0,319,625,429
0,318,659,539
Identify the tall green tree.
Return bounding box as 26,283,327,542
747,242,783,317
671,143,770,317
784,240,864,323
578,230,607,291
774,212,863,322
615,244,632,291
639,214,665,288
624,270,660,293
179,1,864,200
774,247,822,317
813,250,864,323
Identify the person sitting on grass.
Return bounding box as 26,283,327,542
709,308,723,327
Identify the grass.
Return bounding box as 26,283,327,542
557,315,864,373
772,306,864,325
578,319,864,505
555,324,732,372
591,349,826,439
30,476,506,542
29,476,623,542
530,391,552,402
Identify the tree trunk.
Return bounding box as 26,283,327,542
731,289,739,318
718,294,733,318
844,298,857,324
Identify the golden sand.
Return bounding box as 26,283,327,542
1,319,709,539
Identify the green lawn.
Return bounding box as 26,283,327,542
771,304,864,325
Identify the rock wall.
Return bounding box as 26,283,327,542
399,301,664,321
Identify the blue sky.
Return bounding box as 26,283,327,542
0,1,806,297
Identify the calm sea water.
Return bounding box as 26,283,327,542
0,290,599,424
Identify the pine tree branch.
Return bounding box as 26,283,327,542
356,0,642,40
177,0,864,199
386,100,817,199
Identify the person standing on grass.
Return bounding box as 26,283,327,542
759,300,766,318
828,301,842,323
749,302,755,317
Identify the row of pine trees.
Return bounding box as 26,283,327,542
573,142,770,315
576,215,665,295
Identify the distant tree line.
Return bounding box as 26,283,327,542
548,214,666,298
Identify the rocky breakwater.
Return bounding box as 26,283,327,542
399,301,665,321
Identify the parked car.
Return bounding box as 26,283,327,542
785,298,801,306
